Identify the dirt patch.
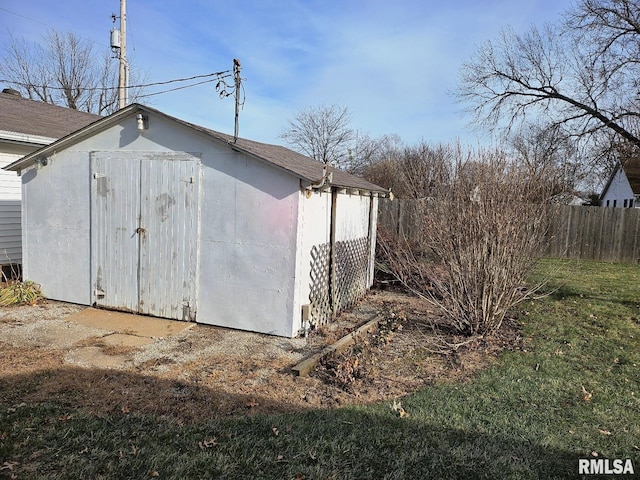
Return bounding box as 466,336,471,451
0,291,523,422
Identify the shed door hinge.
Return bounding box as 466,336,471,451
93,172,106,179
94,289,106,298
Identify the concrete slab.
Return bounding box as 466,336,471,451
65,308,194,339
0,318,110,349
101,333,155,347
65,346,129,369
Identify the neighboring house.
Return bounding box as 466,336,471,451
4,104,387,337
0,88,99,269
599,157,640,208
550,192,587,206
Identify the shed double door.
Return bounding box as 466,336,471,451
90,152,201,321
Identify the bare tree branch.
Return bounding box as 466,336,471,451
456,0,640,153
280,104,354,167
0,29,146,115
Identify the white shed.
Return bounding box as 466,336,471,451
4,104,387,337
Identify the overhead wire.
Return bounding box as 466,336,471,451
0,7,240,101
136,78,225,99
0,71,233,94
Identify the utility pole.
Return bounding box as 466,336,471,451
233,58,241,142
110,1,128,109
118,0,127,109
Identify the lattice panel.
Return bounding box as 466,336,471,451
333,237,370,312
308,237,370,326
309,243,331,325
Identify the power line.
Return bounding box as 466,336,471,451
136,78,224,99
0,7,111,50
0,7,51,28
0,71,232,94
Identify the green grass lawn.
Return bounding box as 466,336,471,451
1,259,639,479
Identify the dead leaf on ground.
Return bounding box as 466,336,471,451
271,426,279,437
0,462,19,471
391,399,409,418
598,429,612,436
198,438,217,450
581,385,593,402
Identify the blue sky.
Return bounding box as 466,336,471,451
1,0,572,147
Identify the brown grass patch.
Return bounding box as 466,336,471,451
0,289,522,423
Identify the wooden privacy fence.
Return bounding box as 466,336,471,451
545,205,640,263
377,198,427,242
377,199,640,264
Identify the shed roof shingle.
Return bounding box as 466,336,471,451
0,90,100,140
174,117,386,192
4,103,387,194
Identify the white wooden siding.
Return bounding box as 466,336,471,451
601,168,636,208
0,151,27,265
0,152,23,200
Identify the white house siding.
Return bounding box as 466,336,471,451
601,168,636,208
0,147,34,265
0,151,23,200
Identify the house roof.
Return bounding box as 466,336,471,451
623,157,640,194
4,103,387,194
0,89,101,142
600,156,640,199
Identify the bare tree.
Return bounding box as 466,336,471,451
507,122,589,197
1,30,143,115
456,0,640,152
361,141,458,199
346,132,404,177
280,104,354,167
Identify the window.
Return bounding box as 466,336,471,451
607,200,610,207
613,200,617,207
630,199,634,208
624,199,628,207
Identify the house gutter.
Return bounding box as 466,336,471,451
0,130,56,147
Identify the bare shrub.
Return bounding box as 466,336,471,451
379,149,551,337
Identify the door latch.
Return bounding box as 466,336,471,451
136,227,146,234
